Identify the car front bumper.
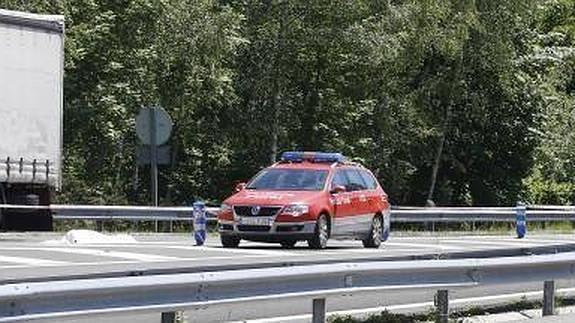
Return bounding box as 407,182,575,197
218,220,316,242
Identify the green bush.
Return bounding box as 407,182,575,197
329,311,422,323
522,174,575,205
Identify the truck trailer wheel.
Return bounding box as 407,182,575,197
2,192,53,231
3,212,53,231
0,210,4,231
280,240,297,248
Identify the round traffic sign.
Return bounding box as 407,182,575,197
135,106,173,145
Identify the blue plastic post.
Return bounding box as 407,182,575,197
382,212,391,242
516,202,527,239
193,201,207,246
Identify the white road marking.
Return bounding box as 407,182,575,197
168,245,298,256
383,242,465,250
312,248,421,255
43,243,199,248
0,247,183,262
49,247,186,261
496,237,575,245
347,248,422,254
0,254,276,269
1,235,573,271
0,255,69,266
442,239,541,248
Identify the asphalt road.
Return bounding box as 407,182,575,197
1,231,575,283
3,231,575,322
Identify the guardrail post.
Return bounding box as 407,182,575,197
161,311,176,323
515,202,527,239
96,220,103,232
543,280,555,316
313,298,326,323
435,289,449,323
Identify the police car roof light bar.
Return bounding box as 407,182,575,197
280,151,347,163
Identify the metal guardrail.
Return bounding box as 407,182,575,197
50,204,221,221
0,252,574,322
391,208,575,222
1,204,575,223
0,204,219,221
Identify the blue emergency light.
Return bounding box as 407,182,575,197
281,151,347,163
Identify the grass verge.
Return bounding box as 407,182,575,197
327,296,575,323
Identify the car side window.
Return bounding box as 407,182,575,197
344,169,368,191
331,170,349,190
359,170,378,190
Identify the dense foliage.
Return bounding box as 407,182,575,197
2,0,574,206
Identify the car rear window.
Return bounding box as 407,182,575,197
246,169,328,191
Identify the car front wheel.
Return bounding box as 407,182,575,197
362,215,382,248
280,240,297,248
221,235,240,248
308,214,329,249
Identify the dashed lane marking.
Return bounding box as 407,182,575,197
0,255,69,266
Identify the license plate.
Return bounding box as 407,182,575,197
239,217,271,226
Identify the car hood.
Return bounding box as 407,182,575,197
224,189,325,206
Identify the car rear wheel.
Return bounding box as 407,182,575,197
221,235,240,248
280,240,297,248
362,215,382,248
308,214,329,249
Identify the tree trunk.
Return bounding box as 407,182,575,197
426,106,452,204
270,3,288,164
270,83,280,164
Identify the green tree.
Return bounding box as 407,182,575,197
2,0,569,207
522,0,575,204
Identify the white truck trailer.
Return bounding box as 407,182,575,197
0,9,64,230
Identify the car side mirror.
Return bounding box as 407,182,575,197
235,182,247,192
330,185,346,194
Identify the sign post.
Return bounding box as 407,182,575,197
135,106,173,208
149,108,158,206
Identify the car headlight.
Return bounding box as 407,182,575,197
282,204,309,217
220,203,232,214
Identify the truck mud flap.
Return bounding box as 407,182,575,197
1,210,53,231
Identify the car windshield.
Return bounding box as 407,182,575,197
246,169,328,191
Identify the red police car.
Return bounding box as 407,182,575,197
217,152,391,249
